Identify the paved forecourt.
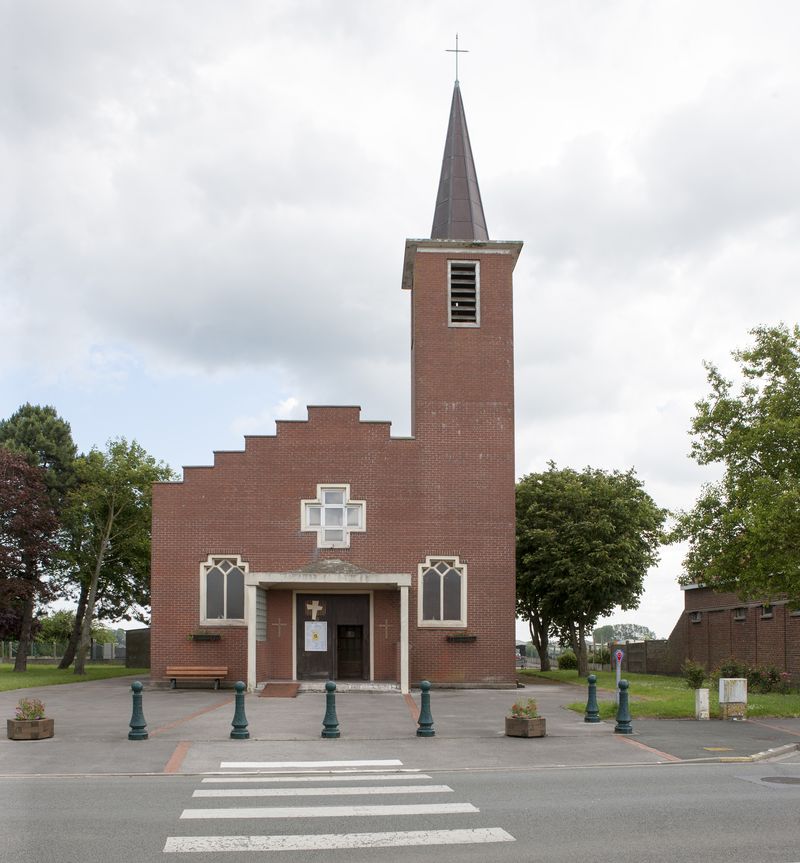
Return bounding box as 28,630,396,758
1,674,798,778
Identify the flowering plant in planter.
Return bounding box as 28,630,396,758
505,697,546,738
15,698,46,720
508,698,539,719
8,697,54,740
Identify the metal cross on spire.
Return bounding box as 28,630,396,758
446,33,469,83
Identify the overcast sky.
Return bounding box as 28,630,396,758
4,1,800,639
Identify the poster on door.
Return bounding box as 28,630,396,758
305,621,327,652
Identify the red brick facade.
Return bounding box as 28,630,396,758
150,239,522,690
666,586,800,676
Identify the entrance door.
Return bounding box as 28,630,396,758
337,625,364,679
296,594,370,681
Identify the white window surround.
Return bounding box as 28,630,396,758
447,260,480,328
199,554,249,626
417,555,467,629
301,484,366,549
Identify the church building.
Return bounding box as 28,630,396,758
150,81,523,692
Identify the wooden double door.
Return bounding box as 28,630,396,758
296,593,370,681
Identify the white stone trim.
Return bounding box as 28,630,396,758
248,573,410,688
199,554,249,626
400,585,409,694
418,247,513,255
369,592,375,682
247,572,411,589
246,584,257,691
417,556,467,629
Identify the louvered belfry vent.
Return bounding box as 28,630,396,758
449,261,479,326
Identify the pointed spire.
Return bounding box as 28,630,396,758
430,81,489,241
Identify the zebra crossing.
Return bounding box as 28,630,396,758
163,757,515,854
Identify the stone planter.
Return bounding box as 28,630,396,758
505,716,546,738
7,718,54,741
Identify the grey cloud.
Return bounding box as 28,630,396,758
493,74,800,276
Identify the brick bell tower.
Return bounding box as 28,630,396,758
402,80,523,684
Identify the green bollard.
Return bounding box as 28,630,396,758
416,680,435,737
584,673,601,723
614,679,633,734
230,681,250,739
321,680,340,739
128,680,148,741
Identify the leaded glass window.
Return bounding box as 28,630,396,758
301,484,366,549
201,556,247,622
418,557,467,627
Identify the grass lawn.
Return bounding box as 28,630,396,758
0,664,149,693
519,669,800,719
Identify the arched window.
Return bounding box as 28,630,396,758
417,556,467,628
201,556,247,622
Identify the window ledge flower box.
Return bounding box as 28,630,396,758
187,633,222,642
446,634,477,643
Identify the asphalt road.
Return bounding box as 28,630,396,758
3,756,800,863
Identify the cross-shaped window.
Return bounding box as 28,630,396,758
301,484,366,549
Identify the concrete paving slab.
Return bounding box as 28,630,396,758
630,717,800,762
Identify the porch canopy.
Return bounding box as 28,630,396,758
245,559,411,693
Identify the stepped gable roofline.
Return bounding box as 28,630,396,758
431,81,489,242
401,238,523,290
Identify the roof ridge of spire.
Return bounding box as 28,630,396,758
430,81,489,241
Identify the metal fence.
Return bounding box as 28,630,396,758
0,641,125,661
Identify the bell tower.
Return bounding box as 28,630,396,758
401,80,523,684
402,81,522,453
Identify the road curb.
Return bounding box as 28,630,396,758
722,741,800,763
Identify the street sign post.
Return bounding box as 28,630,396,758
614,649,624,704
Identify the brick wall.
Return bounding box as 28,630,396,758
151,240,522,688
665,587,800,676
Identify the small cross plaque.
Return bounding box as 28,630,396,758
306,599,325,621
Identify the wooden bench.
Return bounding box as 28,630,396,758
166,666,228,690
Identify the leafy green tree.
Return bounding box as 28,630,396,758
592,624,615,644
592,623,657,643
36,609,115,645
0,405,80,666
517,464,665,677
0,448,58,671
672,325,800,606
64,439,174,674
515,520,553,671
36,609,77,642
0,404,77,509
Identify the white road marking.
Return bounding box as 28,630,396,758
164,827,514,852
193,784,452,798
180,802,478,820
219,759,403,769
201,772,431,784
